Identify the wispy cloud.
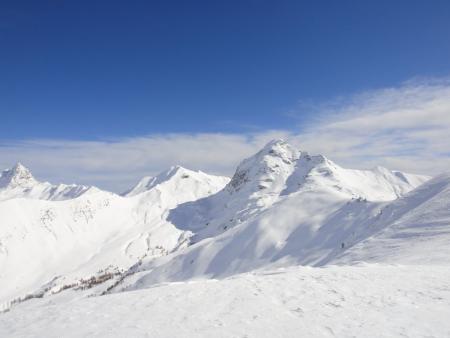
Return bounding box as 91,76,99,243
1,78,449,192
293,78,450,174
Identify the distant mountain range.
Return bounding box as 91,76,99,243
3,139,449,315
0,162,96,201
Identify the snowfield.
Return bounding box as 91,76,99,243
1,265,449,338
1,139,449,337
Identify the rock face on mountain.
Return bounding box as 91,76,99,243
0,163,95,201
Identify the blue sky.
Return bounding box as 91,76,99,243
1,0,450,140
1,1,450,191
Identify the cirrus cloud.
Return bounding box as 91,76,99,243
1,78,449,192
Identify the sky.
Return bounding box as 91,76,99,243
1,1,450,192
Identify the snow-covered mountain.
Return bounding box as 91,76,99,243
167,140,429,243
2,139,450,337
128,165,445,291
0,139,444,319
111,141,433,289
123,165,229,197
0,165,228,309
0,163,96,201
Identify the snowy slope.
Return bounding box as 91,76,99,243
0,166,228,310
129,170,450,293
168,140,429,243
331,172,450,265
111,140,430,288
0,163,95,201
2,265,449,338
121,182,373,287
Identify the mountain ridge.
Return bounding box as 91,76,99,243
0,162,97,202
0,140,439,312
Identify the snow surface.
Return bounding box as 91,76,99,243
1,265,449,338
1,139,448,338
332,172,450,265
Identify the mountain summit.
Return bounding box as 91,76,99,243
124,165,229,197
0,163,95,201
226,139,430,201
227,139,300,194
0,162,37,189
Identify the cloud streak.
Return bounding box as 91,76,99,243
295,78,450,174
1,78,449,192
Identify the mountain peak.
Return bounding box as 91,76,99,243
166,165,189,176
156,165,197,183
12,162,30,173
0,162,37,189
254,139,299,159
262,138,287,148
227,140,300,193
260,139,294,154
124,165,228,197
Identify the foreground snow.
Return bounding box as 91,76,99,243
1,264,449,338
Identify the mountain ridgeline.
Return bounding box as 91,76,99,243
2,139,448,312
